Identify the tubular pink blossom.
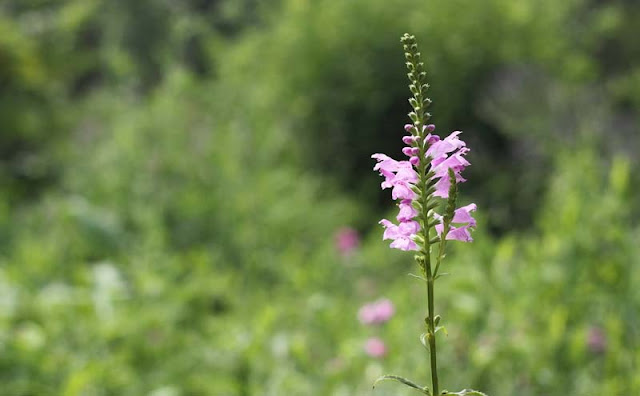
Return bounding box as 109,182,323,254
391,182,415,200
434,203,477,242
390,237,418,251
426,131,465,159
379,219,420,251
372,154,399,173
427,133,470,199
424,133,440,145
446,225,473,242
397,200,418,221
403,135,419,145
374,125,474,250
433,176,452,198
452,204,477,227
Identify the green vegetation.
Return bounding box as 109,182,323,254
1,0,638,395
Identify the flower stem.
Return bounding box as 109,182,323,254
402,32,440,395
419,180,439,396
425,258,439,395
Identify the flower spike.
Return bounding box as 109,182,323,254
371,33,484,396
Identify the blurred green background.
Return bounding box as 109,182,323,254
1,0,639,395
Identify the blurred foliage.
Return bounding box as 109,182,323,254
1,0,639,395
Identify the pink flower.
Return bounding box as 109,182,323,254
373,148,422,250
427,132,471,199
375,159,418,198
379,219,419,251
433,175,452,198
391,182,416,200
358,298,395,325
334,227,360,256
364,337,387,358
373,299,395,322
434,203,477,242
452,203,477,226
402,135,419,145
373,125,475,250
396,200,418,222
587,327,607,354
425,131,465,160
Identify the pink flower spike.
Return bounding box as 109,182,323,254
364,337,387,358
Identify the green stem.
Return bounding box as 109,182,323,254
434,229,448,278
425,259,439,395
419,143,439,396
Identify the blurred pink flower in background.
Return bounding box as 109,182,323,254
335,227,360,256
358,298,395,325
364,337,387,358
587,326,606,354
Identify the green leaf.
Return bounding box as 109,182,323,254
408,273,427,282
420,333,429,349
435,325,448,336
373,375,431,395
434,272,450,280
443,389,488,396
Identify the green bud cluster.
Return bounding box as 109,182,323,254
401,33,432,135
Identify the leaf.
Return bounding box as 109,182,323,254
434,272,450,280
420,333,429,349
409,273,427,281
435,325,448,336
443,389,488,396
373,375,431,395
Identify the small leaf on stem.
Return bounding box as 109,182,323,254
373,375,431,395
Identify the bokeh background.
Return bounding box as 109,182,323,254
1,0,639,395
